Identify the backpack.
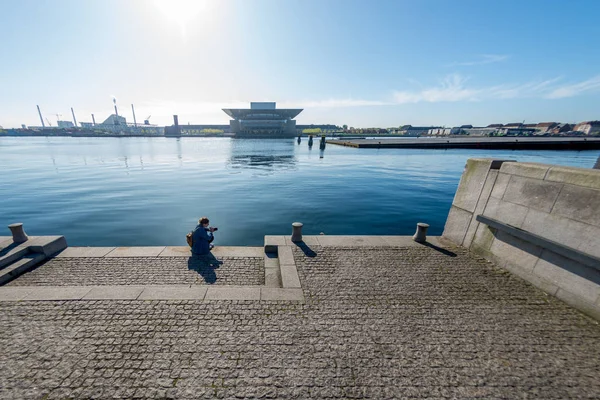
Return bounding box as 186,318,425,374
186,232,193,247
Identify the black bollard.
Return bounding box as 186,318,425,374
297,136,301,144
308,135,313,147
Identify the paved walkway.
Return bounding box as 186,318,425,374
6,256,264,286
1,239,599,399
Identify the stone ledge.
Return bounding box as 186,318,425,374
56,246,265,258
104,247,166,257
1,236,67,268
55,247,115,258
0,236,68,285
138,285,208,300
266,235,443,249
0,285,305,302
545,165,600,190
82,285,145,300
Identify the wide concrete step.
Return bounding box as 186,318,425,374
0,236,67,269
0,245,30,269
0,237,13,252
0,253,46,285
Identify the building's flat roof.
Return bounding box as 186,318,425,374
223,108,303,120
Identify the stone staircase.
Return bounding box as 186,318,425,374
0,236,67,285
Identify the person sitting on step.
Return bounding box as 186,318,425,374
191,216,217,255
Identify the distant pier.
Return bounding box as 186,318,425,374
328,136,600,150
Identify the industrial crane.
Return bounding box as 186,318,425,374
144,115,151,125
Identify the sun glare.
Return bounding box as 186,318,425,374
154,0,209,37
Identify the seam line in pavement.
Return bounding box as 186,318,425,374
0,285,305,302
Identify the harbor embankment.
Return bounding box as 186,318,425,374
443,158,600,319
328,136,600,150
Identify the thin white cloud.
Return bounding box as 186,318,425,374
392,74,568,104
138,74,600,123
545,75,600,99
449,54,510,67
393,74,480,103
280,99,390,108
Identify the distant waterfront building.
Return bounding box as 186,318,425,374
222,102,303,137
57,120,75,128
403,125,440,136
536,122,558,133
504,122,524,129
498,127,537,136
296,124,339,132
551,123,573,134
83,113,163,136
574,121,600,135
428,127,457,135
102,114,127,126
179,125,230,136
463,127,498,136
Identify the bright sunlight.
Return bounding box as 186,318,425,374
153,0,209,38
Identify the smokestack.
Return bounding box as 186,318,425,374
113,97,119,117
71,107,78,127
37,105,45,128
131,104,137,127
173,115,179,127
91,114,96,125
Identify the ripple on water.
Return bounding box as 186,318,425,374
0,136,598,246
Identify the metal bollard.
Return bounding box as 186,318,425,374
412,222,429,243
8,223,28,243
291,222,303,242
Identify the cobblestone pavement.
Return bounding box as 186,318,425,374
6,256,264,286
1,245,600,399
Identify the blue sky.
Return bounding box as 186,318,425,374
1,0,599,128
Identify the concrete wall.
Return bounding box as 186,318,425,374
443,158,600,320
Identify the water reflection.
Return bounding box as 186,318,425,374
228,139,297,171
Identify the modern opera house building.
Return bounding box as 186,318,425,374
223,102,303,137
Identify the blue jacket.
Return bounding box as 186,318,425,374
191,224,214,255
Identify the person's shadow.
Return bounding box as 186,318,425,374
187,254,223,284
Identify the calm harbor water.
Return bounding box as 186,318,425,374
1,137,598,246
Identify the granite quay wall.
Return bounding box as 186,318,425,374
442,158,600,319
